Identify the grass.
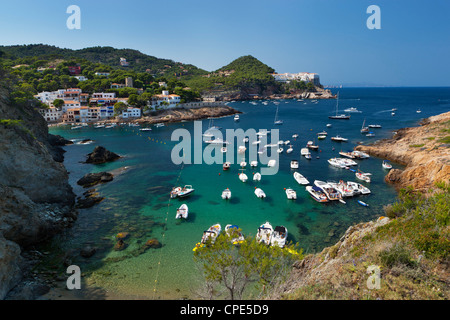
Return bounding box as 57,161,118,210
409,144,425,148
437,136,450,144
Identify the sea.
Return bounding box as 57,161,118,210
46,87,450,299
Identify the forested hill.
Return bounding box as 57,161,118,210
0,44,208,78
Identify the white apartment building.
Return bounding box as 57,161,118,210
121,107,141,119
39,107,64,122
272,72,320,85
151,90,181,109
92,92,116,99
62,100,81,112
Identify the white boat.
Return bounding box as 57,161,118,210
221,147,227,153
139,128,152,131
252,140,261,145
250,161,258,167
285,188,297,200
292,134,299,139
243,137,249,143
253,172,262,181
178,185,195,197
201,224,222,245
240,161,247,167
264,143,278,148
175,204,188,219
306,186,329,203
258,147,266,155
284,140,291,145
274,106,283,125
356,171,371,183
71,125,83,130
294,172,309,185
347,181,371,194
305,154,312,160
351,150,370,159
382,160,392,170
254,188,266,199
307,141,319,150
277,140,284,145
318,135,326,140
239,172,248,182
361,119,369,133
328,158,348,169
271,226,288,248
225,225,245,245
286,145,293,153
170,186,182,199
205,138,229,145
317,131,327,136
339,151,356,159
368,124,382,128
314,180,342,201
331,135,348,142
329,92,350,120
290,160,299,169
223,162,231,170
327,180,356,197
326,123,332,127
238,146,246,154
257,130,270,137
154,123,165,128
344,107,362,113
277,148,283,153
256,222,273,245
234,114,240,121
391,112,395,116
301,148,311,157
416,109,421,114
267,159,277,167
221,188,232,200
94,124,105,129
366,132,375,137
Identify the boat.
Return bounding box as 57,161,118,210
331,135,348,142
234,114,240,121
250,161,258,167
256,222,273,245
175,204,188,219
290,160,299,169
221,188,231,200
328,158,349,169
307,141,319,150
294,172,309,185
356,171,371,183
317,131,328,136
339,151,356,159
305,154,312,160
253,172,262,181
284,140,291,145
277,140,284,145
329,92,350,119
178,185,195,197
238,145,246,154
328,180,356,197
223,162,231,170
225,225,245,245
239,171,248,182
382,160,392,169
416,109,421,114
257,130,270,137
243,137,249,143
274,106,283,125
326,123,332,127
301,148,311,157
205,138,229,145
314,180,342,201
154,123,165,128
368,124,382,128
305,186,329,203
94,124,105,129
292,134,299,139
366,132,375,137
391,112,395,116
351,150,370,159
277,147,283,153
71,125,82,130
170,187,182,199
201,224,222,245
139,128,152,131
252,140,261,145
318,135,326,140
257,147,266,155
286,145,293,153
285,188,297,200
344,107,362,113
347,181,371,195
361,119,369,133
267,159,277,167
358,200,369,207
271,226,288,248
221,147,227,153
254,188,266,199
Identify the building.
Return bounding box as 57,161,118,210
120,58,129,67
74,75,88,82
62,100,81,112
151,90,181,109
39,107,63,122
94,72,110,77
111,83,126,89
68,66,81,75
92,92,116,99
121,107,141,119
272,72,320,85
125,77,133,88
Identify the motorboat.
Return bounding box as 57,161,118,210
331,135,348,142
271,226,288,248
351,150,370,159
286,145,293,153
328,180,356,197
314,180,342,201
344,107,362,113
301,148,311,157
329,93,350,119
256,222,273,245
238,146,246,154
253,172,262,181
240,159,247,167
290,160,299,169
221,147,227,153
339,151,356,159
268,159,277,167
243,137,249,143
239,172,248,182
285,188,297,200
306,186,329,203
277,140,284,145
254,188,266,199
318,135,326,140
221,188,231,200
305,154,312,160
71,125,83,130
94,124,105,129
328,158,348,169
326,124,332,127
257,130,270,137
317,131,328,136
223,162,231,170
252,140,261,145
307,141,319,150
139,128,152,131
201,224,222,245
347,181,371,195
250,161,258,167
368,124,382,128
154,123,165,128
205,138,229,145
294,172,309,185
170,186,182,199
264,143,278,148
225,225,245,245
382,160,392,169
416,109,421,114
234,114,240,121
258,147,266,155
277,147,283,153
175,204,188,219
178,185,195,197
366,132,375,137
292,134,299,139
284,140,291,145
356,171,371,183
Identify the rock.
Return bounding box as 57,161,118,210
115,232,130,240
142,238,162,249
85,146,120,164
80,246,96,258
114,240,126,251
76,195,104,209
77,172,114,188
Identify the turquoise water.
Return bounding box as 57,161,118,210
48,87,450,299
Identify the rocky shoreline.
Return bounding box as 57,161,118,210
355,111,450,192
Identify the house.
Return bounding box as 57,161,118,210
74,75,88,82
92,92,116,99
68,66,81,75
111,83,126,89
39,107,63,122
151,90,181,109
120,58,129,67
121,107,141,119
62,100,81,112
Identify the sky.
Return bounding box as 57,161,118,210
1,0,449,87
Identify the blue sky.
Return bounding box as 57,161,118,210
1,0,449,86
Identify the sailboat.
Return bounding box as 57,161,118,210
274,105,283,125
360,118,369,133
329,92,350,119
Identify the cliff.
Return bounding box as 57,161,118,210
0,86,76,299
355,111,450,191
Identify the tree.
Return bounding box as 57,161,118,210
113,101,127,116
193,229,303,300
53,99,64,109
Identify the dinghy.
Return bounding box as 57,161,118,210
175,204,188,219
225,224,245,245
253,172,262,182
254,188,266,199
285,188,297,200
290,160,299,169
271,226,288,248
294,172,309,185
256,222,273,245
382,160,392,170
221,188,231,200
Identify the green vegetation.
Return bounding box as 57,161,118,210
409,144,425,148
193,228,303,300
438,136,450,144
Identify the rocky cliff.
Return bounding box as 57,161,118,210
355,111,450,191
0,87,76,299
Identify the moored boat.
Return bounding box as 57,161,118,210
221,188,231,200
306,186,329,203
285,188,297,200
178,185,195,197
294,172,309,185
256,222,273,245
254,187,266,199
225,224,245,245
271,226,288,248
175,204,188,219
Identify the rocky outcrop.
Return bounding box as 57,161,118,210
85,146,120,164
77,172,114,188
0,85,76,299
355,111,450,192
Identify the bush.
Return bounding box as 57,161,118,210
379,243,417,268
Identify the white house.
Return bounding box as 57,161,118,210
151,90,181,109
92,92,116,99
74,75,88,82
272,72,320,85
94,72,110,77
121,107,141,119
62,100,81,112
39,107,63,122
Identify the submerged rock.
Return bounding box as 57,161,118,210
85,146,120,164
114,240,127,251
77,172,113,188
142,238,162,250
